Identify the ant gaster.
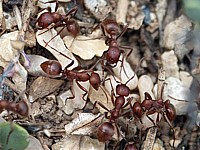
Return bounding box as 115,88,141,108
0,100,29,116
40,60,101,101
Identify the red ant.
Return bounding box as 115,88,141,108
94,75,135,142
98,19,132,75
0,100,29,117
37,2,80,46
130,92,176,125
40,60,102,102
129,90,176,148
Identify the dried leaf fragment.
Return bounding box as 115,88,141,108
65,113,103,135
52,135,105,150
29,76,64,102
64,35,108,60
36,28,78,69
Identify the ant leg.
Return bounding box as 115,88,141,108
116,24,128,40
168,95,190,103
88,101,110,113
43,26,66,47
122,97,133,108
100,23,106,37
104,66,121,84
124,73,136,85
65,81,75,104
160,82,167,99
99,86,109,104
65,6,78,17
145,110,157,127
119,45,133,59
75,80,88,101
118,57,129,79
104,77,116,105
43,40,73,61
163,112,176,149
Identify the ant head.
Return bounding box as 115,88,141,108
37,12,54,29
65,19,80,38
16,101,29,116
106,46,121,64
116,84,130,97
102,19,120,37
89,72,101,90
97,122,114,142
40,60,62,76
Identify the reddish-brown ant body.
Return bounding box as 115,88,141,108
100,19,131,67
129,92,176,148
40,60,101,101
131,92,176,124
37,5,80,46
96,75,135,142
0,100,29,117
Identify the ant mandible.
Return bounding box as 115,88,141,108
40,60,102,102
0,100,29,117
37,1,80,46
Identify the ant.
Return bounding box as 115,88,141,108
0,100,29,117
37,1,80,46
130,92,176,125
98,19,132,76
94,75,135,142
129,90,176,148
40,60,102,102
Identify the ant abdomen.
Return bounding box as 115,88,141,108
40,60,62,76
97,122,115,142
